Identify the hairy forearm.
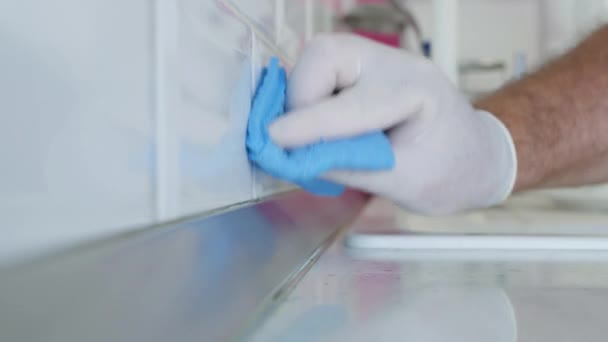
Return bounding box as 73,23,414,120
476,25,608,192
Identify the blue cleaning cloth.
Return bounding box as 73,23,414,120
246,57,395,196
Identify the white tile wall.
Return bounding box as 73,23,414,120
231,0,277,39
173,0,254,217
0,0,313,262
0,0,155,260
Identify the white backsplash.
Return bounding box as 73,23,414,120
173,0,254,218
0,0,312,261
0,0,155,260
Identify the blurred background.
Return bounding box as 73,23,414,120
1,0,608,263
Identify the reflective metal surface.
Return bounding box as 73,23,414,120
250,197,608,342
0,191,367,342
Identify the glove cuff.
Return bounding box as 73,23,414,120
477,110,518,206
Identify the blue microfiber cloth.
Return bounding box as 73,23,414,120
246,57,395,196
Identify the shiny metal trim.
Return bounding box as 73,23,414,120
0,191,368,342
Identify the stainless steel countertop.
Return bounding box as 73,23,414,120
6,189,608,341
250,196,608,342
0,191,368,342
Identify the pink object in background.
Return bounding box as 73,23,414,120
344,0,404,48
354,29,401,47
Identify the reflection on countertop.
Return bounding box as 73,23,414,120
250,191,608,342
0,191,368,342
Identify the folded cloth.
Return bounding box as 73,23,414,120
246,57,395,196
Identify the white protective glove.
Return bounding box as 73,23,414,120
269,34,517,215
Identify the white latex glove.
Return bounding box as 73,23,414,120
269,34,517,215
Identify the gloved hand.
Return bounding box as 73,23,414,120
269,34,517,215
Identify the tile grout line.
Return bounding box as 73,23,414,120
250,28,259,200
219,0,294,65
305,0,314,42
153,0,179,221
152,0,167,221
274,0,285,45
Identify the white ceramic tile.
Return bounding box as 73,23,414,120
173,0,255,216
0,0,324,262
224,0,297,63
0,0,154,260
281,0,308,58
285,0,308,37
228,0,277,39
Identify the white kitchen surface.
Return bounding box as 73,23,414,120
251,192,608,341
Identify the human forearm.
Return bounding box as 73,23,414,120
476,25,608,191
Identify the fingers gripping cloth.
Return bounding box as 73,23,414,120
246,57,395,196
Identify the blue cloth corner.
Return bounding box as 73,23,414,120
246,57,395,196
